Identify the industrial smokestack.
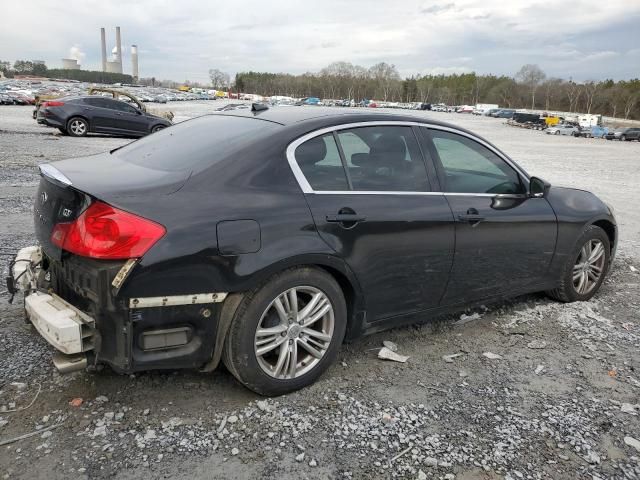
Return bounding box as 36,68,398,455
100,28,107,72
131,45,139,82
115,26,122,73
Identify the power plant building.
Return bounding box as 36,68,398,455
61,58,80,70
100,26,136,77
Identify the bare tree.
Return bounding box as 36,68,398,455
516,64,546,109
582,81,600,114
208,68,230,90
368,62,401,101
564,81,581,112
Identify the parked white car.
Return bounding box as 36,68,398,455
546,124,578,136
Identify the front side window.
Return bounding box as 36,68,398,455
429,130,525,194
105,99,138,113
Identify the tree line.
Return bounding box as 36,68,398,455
1,60,133,85
233,62,640,120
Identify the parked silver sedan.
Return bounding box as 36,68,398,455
546,124,578,136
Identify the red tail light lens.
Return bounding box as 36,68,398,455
43,101,65,107
51,201,166,259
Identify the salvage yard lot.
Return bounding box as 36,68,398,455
1,102,639,479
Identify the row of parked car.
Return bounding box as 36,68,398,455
0,80,219,109
0,91,36,105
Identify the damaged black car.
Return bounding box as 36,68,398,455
9,107,617,395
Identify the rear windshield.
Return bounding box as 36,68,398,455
112,114,280,172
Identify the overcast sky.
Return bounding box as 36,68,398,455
2,0,639,83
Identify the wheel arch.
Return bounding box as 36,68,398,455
67,115,90,131
201,257,365,372
591,218,616,253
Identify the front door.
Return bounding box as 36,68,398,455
422,128,558,305
291,125,455,322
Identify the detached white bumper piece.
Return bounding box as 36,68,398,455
12,245,42,292
25,291,95,355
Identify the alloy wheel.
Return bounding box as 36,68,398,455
572,239,606,295
69,119,87,136
254,286,334,379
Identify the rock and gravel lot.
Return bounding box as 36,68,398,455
0,103,639,480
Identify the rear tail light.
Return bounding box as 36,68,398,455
51,201,166,259
42,101,65,107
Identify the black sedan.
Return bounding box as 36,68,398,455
10,107,616,395
37,95,172,137
604,127,640,141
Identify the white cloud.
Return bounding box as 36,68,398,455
0,0,637,81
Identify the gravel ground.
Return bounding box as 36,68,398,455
0,103,639,480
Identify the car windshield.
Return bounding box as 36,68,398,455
112,114,280,172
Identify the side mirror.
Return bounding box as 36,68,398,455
529,176,550,198
136,109,143,115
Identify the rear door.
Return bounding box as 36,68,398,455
420,127,557,305
290,124,455,323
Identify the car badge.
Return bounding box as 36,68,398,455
40,191,48,204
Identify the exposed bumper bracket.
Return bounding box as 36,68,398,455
129,292,228,309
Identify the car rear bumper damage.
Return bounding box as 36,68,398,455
9,246,228,375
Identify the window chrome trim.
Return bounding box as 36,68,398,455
285,121,530,195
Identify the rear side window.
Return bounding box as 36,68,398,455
337,126,428,191
294,134,349,191
429,130,524,194
113,115,279,172
293,126,430,192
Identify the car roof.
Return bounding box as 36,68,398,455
215,105,462,129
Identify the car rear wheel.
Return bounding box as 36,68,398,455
151,125,166,133
67,117,88,137
555,130,560,135
546,225,610,302
223,267,346,396
620,135,626,141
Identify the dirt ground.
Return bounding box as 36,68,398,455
0,103,639,480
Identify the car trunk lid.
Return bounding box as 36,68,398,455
35,157,189,260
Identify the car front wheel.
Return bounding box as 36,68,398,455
547,225,610,302
67,117,88,137
151,124,166,133
223,267,346,396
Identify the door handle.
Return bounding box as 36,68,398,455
457,208,485,225
457,214,485,223
326,214,366,223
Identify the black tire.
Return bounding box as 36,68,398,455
66,117,88,137
223,267,347,396
151,124,166,133
555,130,560,135
546,225,610,302
620,135,626,141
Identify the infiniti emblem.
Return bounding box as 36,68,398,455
40,191,48,204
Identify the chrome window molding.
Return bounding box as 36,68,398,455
285,121,530,196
